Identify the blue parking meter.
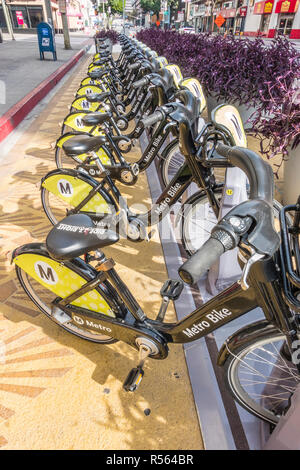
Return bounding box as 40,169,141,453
37,22,57,61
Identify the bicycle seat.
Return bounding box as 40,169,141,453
89,69,108,79
46,214,119,261
62,135,106,156
86,91,111,103
93,59,109,66
82,112,111,126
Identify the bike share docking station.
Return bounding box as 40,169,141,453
137,103,300,450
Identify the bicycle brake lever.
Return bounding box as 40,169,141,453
239,247,266,290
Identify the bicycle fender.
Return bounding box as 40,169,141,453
41,171,112,214
63,112,94,133
76,84,103,97
71,96,100,112
12,244,115,317
217,320,279,367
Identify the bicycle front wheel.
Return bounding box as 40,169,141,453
160,141,184,188
223,331,300,424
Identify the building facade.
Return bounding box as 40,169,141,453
186,0,299,38
0,0,91,33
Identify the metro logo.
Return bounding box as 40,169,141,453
57,179,73,196
182,308,232,338
34,261,58,285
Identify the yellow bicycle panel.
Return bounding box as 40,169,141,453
63,112,100,133
166,64,183,89
14,254,115,317
213,105,247,148
180,78,207,114
88,65,104,73
71,97,100,112
42,173,112,214
76,85,103,97
157,57,168,68
80,77,100,87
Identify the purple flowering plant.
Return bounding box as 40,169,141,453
137,29,300,161
95,29,118,44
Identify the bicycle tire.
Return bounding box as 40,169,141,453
16,265,117,344
181,191,286,256
159,140,185,188
41,171,116,226
223,330,300,424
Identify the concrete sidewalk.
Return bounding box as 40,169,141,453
0,33,92,116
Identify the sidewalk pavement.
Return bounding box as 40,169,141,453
0,51,203,450
0,33,92,116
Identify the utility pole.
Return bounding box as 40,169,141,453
103,0,105,29
58,0,71,49
123,0,125,33
44,0,55,29
1,0,15,40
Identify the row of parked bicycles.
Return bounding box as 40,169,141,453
12,34,300,426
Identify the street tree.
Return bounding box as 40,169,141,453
140,0,161,18
107,0,123,14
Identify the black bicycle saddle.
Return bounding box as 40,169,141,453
82,112,111,127
89,69,109,80
46,214,119,261
86,91,111,103
62,135,106,156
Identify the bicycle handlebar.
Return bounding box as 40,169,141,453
128,62,140,70
141,110,164,128
179,238,225,284
178,144,279,285
132,77,149,89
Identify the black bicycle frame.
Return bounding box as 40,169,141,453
53,252,292,355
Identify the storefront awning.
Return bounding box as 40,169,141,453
275,0,299,13
214,8,236,18
254,0,274,14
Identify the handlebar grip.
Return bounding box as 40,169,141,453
215,142,231,158
141,110,164,128
178,237,225,285
132,77,149,89
128,62,140,70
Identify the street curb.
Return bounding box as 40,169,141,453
0,39,93,143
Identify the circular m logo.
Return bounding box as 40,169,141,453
34,261,58,285
75,117,85,128
57,179,73,197
73,316,84,325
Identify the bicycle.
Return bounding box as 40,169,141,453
40,95,237,249
13,143,300,425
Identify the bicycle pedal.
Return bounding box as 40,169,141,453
123,367,144,392
160,279,184,301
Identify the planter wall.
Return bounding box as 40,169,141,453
283,145,300,205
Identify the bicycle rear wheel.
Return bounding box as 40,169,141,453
223,331,300,424
16,265,116,344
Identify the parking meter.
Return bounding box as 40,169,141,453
37,22,57,61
